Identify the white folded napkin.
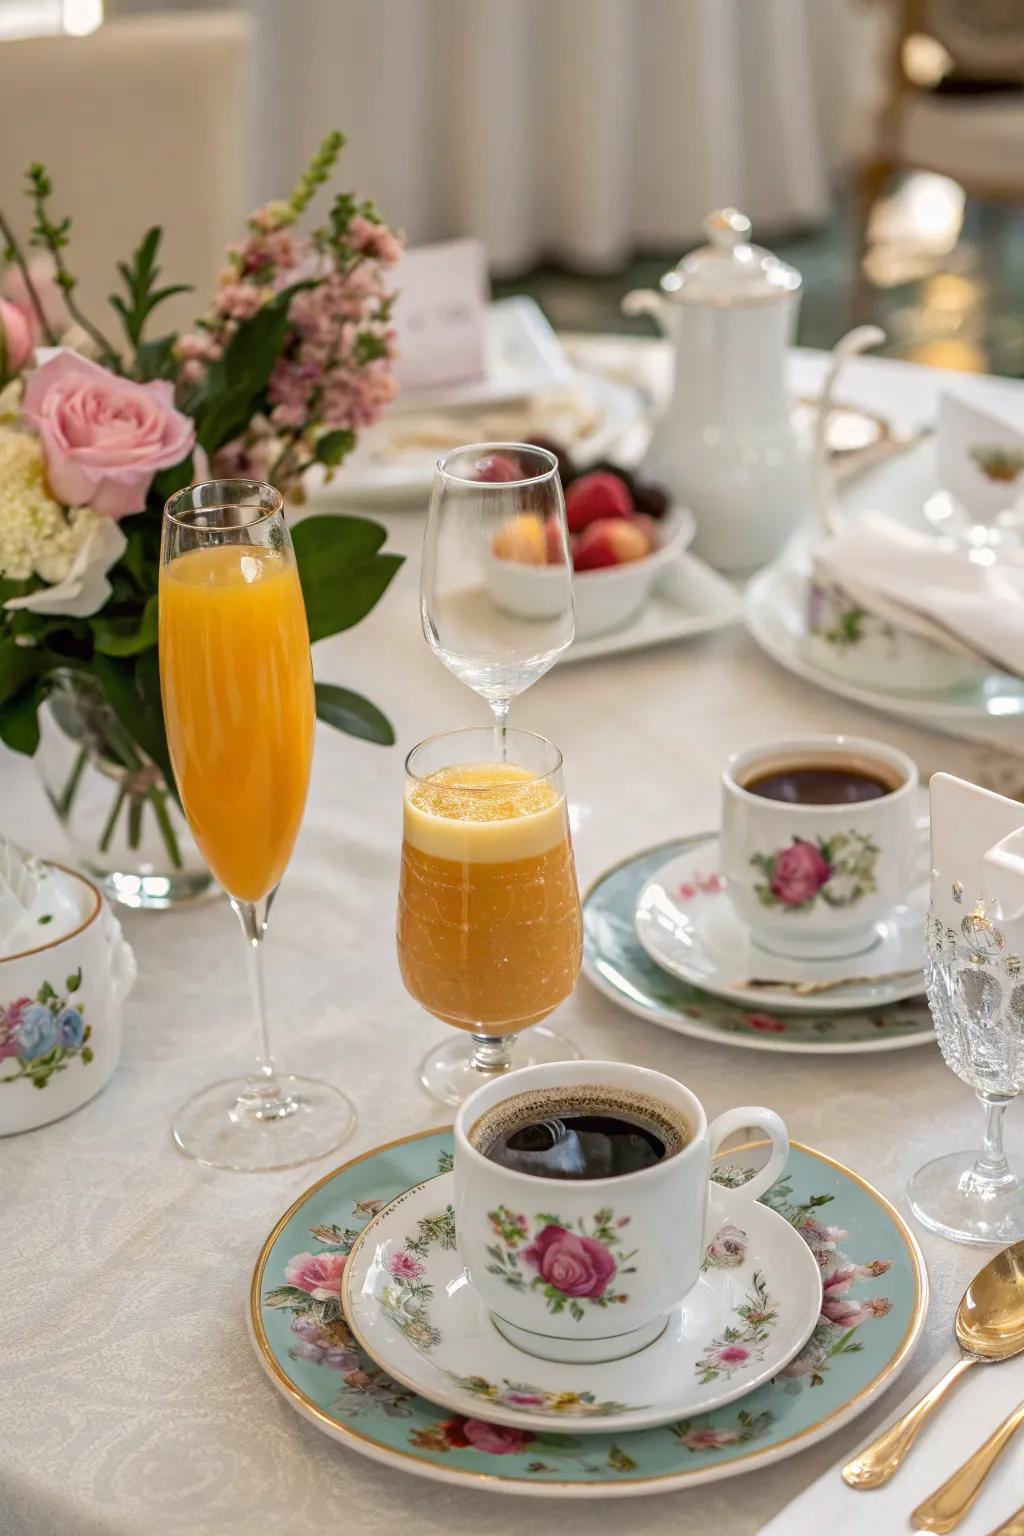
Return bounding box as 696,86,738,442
756,1346,1024,1536
811,510,1024,677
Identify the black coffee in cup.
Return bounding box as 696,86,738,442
741,753,904,806
469,1084,690,1181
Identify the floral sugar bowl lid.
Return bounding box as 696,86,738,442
0,837,135,1136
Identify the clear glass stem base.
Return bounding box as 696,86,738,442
172,1074,356,1171
418,1025,582,1106
908,1148,1024,1245
91,864,215,911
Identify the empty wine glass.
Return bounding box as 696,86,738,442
420,443,574,753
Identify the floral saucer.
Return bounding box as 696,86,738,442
583,836,935,1052
634,837,927,1016
249,1128,926,1496
340,1172,821,1435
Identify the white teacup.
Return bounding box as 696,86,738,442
720,734,918,961
453,1060,788,1364
0,865,136,1135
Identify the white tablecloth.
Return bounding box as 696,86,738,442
3,348,1024,1535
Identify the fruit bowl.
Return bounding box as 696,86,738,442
487,504,695,640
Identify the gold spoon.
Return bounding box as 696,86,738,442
986,1502,1024,1535
842,1241,1024,1490
737,968,920,997
912,1396,1024,1532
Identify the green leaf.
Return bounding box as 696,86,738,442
37,981,56,1003
193,380,256,456
107,225,192,351
315,429,356,467
291,514,402,643
135,334,177,382
0,682,40,754
92,595,158,656
151,454,194,507
0,575,33,605
0,639,45,708
66,968,81,992
314,683,394,745
90,653,174,791
263,1285,312,1309
81,1046,94,1064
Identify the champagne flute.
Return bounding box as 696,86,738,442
420,443,574,755
159,479,355,1170
397,725,583,1104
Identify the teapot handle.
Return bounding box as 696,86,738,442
983,827,1024,921
811,325,885,537
621,288,666,332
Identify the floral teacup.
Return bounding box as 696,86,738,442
720,735,919,961
453,1060,788,1364
0,864,136,1135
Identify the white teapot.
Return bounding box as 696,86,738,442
624,208,807,572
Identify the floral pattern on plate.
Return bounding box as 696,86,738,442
583,836,933,1052
251,1130,924,1494
486,1206,637,1320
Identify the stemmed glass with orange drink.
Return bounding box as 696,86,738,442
398,726,583,1104
159,479,354,1170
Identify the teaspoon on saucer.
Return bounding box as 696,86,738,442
736,968,921,997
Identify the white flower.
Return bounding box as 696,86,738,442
5,510,125,618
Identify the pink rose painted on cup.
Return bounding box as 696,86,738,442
284,1250,347,1300
23,351,195,518
770,841,831,907
522,1225,617,1299
461,1419,533,1456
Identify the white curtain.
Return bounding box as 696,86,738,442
124,0,886,272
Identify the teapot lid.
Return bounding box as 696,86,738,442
661,209,801,306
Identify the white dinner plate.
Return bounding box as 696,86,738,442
305,371,648,507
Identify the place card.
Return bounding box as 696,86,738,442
391,239,488,392
938,392,1024,525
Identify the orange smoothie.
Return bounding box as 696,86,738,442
397,763,582,1033
159,543,315,901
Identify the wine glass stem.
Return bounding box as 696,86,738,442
232,894,291,1116
971,1093,1017,1191
470,1032,516,1075
490,699,511,763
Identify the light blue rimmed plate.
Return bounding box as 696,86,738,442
249,1127,926,1497
584,837,936,1053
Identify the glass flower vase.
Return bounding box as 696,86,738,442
35,669,213,910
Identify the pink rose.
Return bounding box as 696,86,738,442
2,255,67,338
683,1427,737,1451
284,1250,347,1301
714,1344,751,1366
461,1419,533,1456
522,1225,617,1299
770,840,831,907
0,299,33,378
23,351,195,518
0,998,31,1062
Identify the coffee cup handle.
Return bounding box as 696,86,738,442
705,1106,789,1207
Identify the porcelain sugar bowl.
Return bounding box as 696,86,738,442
0,858,136,1135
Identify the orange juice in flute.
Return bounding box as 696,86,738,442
159,479,353,1170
